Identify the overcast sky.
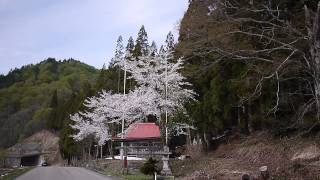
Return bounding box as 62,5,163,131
0,0,188,75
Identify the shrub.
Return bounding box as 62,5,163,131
140,157,160,175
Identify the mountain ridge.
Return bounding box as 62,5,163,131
0,58,99,148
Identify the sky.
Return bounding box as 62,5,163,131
0,0,189,75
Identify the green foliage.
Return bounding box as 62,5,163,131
0,148,6,167
176,0,320,137
133,25,149,57
0,58,99,148
46,89,60,130
126,36,135,53
96,66,123,93
59,84,95,159
184,57,249,133
140,158,160,175
59,118,80,159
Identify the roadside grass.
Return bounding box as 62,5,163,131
103,169,153,180
91,159,153,180
0,167,33,180
121,174,153,180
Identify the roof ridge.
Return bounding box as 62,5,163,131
136,122,156,124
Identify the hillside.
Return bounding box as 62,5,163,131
172,132,320,179
1,1,320,178
168,0,320,178
0,58,99,148
175,0,320,148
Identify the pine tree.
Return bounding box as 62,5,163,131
134,25,149,57
109,58,116,67
126,36,136,90
159,45,165,55
115,36,124,60
165,31,175,52
149,41,158,56
95,64,108,91
126,36,135,53
50,89,58,108
59,93,82,161
109,36,124,67
46,89,60,131
114,36,124,93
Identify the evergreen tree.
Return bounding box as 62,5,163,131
110,36,124,67
115,36,124,63
165,31,175,52
114,36,124,93
46,89,61,131
126,36,136,90
34,66,40,81
149,41,158,56
126,36,135,53
59,93,82,161
59,81,96,162
134,25,149,57
95,64,108,91
109,58,116,68
159,45,165,55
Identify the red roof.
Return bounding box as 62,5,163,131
113,123,161,142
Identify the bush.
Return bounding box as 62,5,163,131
0,149,6,167
140,157,160,175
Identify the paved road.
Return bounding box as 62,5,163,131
16,167,116,180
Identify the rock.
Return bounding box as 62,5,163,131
259,166,267,172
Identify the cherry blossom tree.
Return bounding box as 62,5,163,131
70,87,160,144
124,37,196,144
70,33,195,147
125,49,195,117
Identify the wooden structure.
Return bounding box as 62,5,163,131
113,123,163,158
112,123,173,175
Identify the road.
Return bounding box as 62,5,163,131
16,167,117,180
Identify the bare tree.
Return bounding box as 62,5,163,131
203,0,320,132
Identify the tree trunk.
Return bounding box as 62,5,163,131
100,145,103,159
82,146,85,161
117,68,121,93
187,127,192,146
88,142,92,160
96,146,99,159
240,104,250,135
108,140,114,159
248,102,253,133
203,131,208,150
306,2,320,121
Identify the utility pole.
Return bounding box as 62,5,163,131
165,56,168,145
161,52,172,176
120,53,127,160
101,145,103,159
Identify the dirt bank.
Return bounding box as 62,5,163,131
172,132,320,180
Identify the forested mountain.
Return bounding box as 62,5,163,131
2,0,320,163
0,58,99,148
176,0,320,145
0,25,157,160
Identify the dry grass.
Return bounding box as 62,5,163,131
171,132,320,180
